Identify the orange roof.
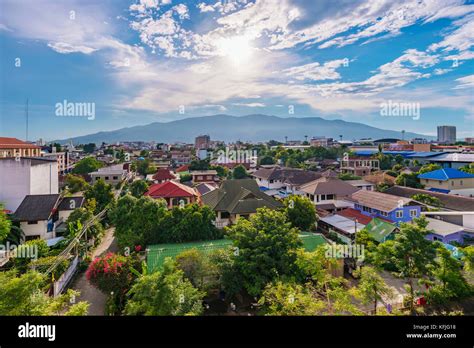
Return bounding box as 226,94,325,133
145,181,197,198
336,208,373,225
0,137,40,149
176,165,189,173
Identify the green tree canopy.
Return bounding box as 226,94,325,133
232,164,248,179
227,207,302,296
64,174,89,193
129,180,149,198
124,258,204,316
72,157,103,175
84,179,114,214
283,195,318,231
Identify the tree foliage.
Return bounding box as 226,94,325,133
129,180,149,198
64,174,89,193
124,258,204,316
84,179,114,214
72,157,103,175
227,208,302,296
283,195,318,231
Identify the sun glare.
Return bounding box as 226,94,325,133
216,35,254,65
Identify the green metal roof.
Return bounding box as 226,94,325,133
364,218,398,243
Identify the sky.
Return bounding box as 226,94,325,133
0,0,473,141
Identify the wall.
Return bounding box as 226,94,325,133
20,220,54,240
422,177,474,190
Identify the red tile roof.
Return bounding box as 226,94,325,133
336,208,373,225
176,165,189,173
0,137,40,149
152,168,176,181
145,181,197,198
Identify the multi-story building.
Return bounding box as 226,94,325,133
0,157,58,212
42,150,72,175
0,137,41,157
437,125,456,144
340,157,380,176
195,135,211,150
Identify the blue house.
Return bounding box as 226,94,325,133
418,168,474,194
350,190,422,224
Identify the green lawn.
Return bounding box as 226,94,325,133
147,233,328,272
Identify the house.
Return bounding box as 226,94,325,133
144,181,199,208
41,150,73,175
0,157,58,212
299,177,359,212
418,168,474,195
195,182,218,196
340,156,380,176
190,170,219,184
151,168,176,183
349,190,422,224
89,164,130,185
0,137,41,158
426,153,474,169
424,217,472,244
319,214,366,244
364,218,399,243
201,179,283,228
252,167,322,196
385,185,474,230
345,179,375,191
14,194,60,240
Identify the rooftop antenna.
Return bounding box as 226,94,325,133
25,98,29,141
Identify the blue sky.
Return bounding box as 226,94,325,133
0,0,473,141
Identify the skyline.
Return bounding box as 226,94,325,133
1,0,474,141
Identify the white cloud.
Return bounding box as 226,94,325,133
280,59,348,81
232,102,266,107
453,75,474,89
47,42,97,54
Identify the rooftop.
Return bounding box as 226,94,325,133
0,137,40,149
418,168,474,181
350,190,413,212
145,181,197,198
14,194,60,221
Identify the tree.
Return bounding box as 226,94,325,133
353,266,393,314
259,155,275,165
11,239,49,273
258,281,325,315
66,208,104,242
179,173,192,183
175,249,208,289
283,195,318,231
375,217,436,313
135,159,156,176
394,154,404,165
227,208,302,296
232,164,248,179
0,205,11,242
82,143,96,154
124,258,204,316
459,163,474,174
418,164,442,174
64,174,89,193
338,173,362,181
86,252,139,310
411,194,442,208
189,159,210,171
84,179,114,214
0,270,88,315
129,180,149,198
72,157,103,175
426,246,472,304
395,173,422,189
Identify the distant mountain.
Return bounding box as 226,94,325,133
56,114,431,144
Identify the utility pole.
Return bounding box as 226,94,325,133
25,98,29,141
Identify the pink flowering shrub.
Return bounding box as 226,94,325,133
86,252,134,295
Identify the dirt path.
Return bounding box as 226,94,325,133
69,227,118,315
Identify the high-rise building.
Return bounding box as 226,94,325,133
437,125,456,144
195,135,210,150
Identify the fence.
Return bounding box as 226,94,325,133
53,255,79,297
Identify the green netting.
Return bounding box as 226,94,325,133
147,233,328,272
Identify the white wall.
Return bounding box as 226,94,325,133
20,220,54,240
0,159,58,212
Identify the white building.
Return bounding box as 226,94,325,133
0,157,58,212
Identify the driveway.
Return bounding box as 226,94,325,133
69,227,118,315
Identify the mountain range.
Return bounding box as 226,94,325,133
57,114,431,144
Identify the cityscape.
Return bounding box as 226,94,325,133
0,0,473,346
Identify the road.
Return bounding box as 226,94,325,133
69,227,118,315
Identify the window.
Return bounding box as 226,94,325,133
433,236,442,241
380,211,388,217
410,209,417,218
451,181,454,186
198,175,203,180
460,180,463,186
105,176,109,180
320,194,326,201
113,176,118,180
396,210,403,218
362,206,372,213
27,220,38,225
269,180,274,183
221,212,230,219
326,194,335,200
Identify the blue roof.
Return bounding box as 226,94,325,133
353,150,443,159
428,188,450,194
418,168,474,181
